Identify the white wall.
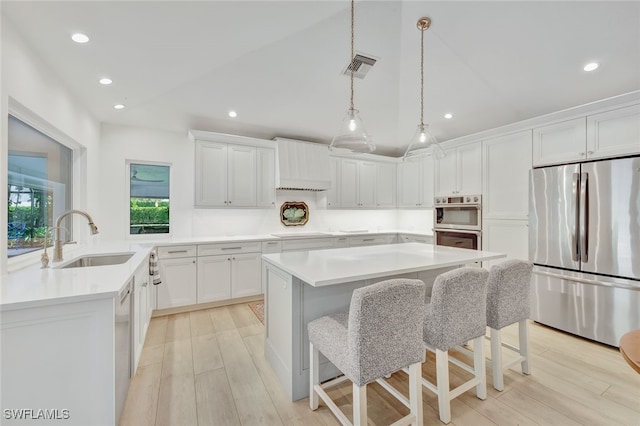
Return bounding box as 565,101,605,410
1,16,101,272
99,124,433,240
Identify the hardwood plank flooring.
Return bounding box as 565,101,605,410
121,302,640,425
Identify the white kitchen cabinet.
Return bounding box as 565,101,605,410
133,258,150,374
398,234,433,244
587,104,640,160
375,162,397,207
436,142,482,196
227,145,256,207
338,158,378,208
195,141,227,206
482,130,532,220
281,238,335,252
194,138,275,208
327,157,340,208
197,242,263,302
482,219,529,270
197,255,232,302
348,234,396,247
257,147,276,207
397,155,434,208
156,247,197,309
532,117,586,166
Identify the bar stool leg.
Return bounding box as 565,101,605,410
310,342,319,410
435,349,451,424
519,319,531,375
490,327,504,391
473,336,487,399
353,383,367,426
408,362,423,426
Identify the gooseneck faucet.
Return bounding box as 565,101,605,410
53,209,99,262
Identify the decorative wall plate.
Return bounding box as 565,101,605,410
280,201,309,226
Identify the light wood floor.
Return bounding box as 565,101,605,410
120,302,640,426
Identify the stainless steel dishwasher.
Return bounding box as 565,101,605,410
115,279,132,422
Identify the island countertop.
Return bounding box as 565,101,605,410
262,242,505,287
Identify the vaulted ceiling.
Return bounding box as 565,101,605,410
3,1,640,156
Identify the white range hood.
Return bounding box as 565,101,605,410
274,138,331,191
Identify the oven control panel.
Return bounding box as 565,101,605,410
434,194,481,205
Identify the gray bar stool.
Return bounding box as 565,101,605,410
420,267,489,424
308,279,426,426
486,259,533,391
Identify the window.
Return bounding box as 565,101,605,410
129,163,170,235
7,116,73,257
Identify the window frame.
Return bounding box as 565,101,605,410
6,100,85,271
125,160,173,239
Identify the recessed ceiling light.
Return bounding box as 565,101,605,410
228,111,237,118
113,104,125,110
583,62,599,72
71,33,89,43
444,113,453,119
99,78,112,85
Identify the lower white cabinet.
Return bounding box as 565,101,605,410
133,258,151,374
197,252,262,303
349,234,397,247
157,256,197,309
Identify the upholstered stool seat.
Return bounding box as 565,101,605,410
308,279,426,426
419,267,489,424
486,259,533,391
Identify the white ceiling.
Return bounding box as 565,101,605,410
3,1,640,156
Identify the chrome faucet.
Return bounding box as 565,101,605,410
53,210,99,262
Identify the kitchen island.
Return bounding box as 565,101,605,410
262,242,505,401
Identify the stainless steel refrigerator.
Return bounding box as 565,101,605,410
529,156,640,347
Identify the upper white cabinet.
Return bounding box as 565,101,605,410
586,104,640,160
256,147,276,207
339,159,377,208
533,105,640,166
191,131,276,208
375,162,397,208
327,157,340,208
482,130,532,220
435,142,481,196
397,156,434,208
532,117,586,166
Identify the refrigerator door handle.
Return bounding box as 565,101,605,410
580,172,589,263
571,173,580,262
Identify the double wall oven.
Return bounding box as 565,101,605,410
434,195,482,250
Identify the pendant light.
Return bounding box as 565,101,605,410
330,0,375,153
403,17,445,160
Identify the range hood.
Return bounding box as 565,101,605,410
274,138,331,191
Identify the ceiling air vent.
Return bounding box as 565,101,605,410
342,53,377,79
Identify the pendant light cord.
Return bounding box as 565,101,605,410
350,0,355,111
420,24,424,127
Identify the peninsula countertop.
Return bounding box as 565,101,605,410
262,242,505,287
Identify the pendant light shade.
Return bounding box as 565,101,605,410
332,108,375,153
330,0,375,153
403,17,444,161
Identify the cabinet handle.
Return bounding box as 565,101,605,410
167,250,188,254
228,201,232,204
232,257,236,260
267,242,277,245
227,258,231,261
363,239,375,242
142,281,148,287
222,247,242,250
224,201,228,204
192,260,196,264
579,152,585,156
587,150,594,154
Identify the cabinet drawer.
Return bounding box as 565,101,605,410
281,238,335,252
157,245,197,259
198,241,261,256
262,241,283,253
349,234,396,247
399,234,433,244
335,237,349,248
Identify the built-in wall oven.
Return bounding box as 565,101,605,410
434,195,482,250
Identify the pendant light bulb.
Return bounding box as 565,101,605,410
349,119,357,132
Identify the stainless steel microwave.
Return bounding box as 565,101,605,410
434,194,482,231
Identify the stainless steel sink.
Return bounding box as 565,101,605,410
58,253,134,269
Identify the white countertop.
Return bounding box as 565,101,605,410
1,243,153,311
262,243,505,287
2,230,433,311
